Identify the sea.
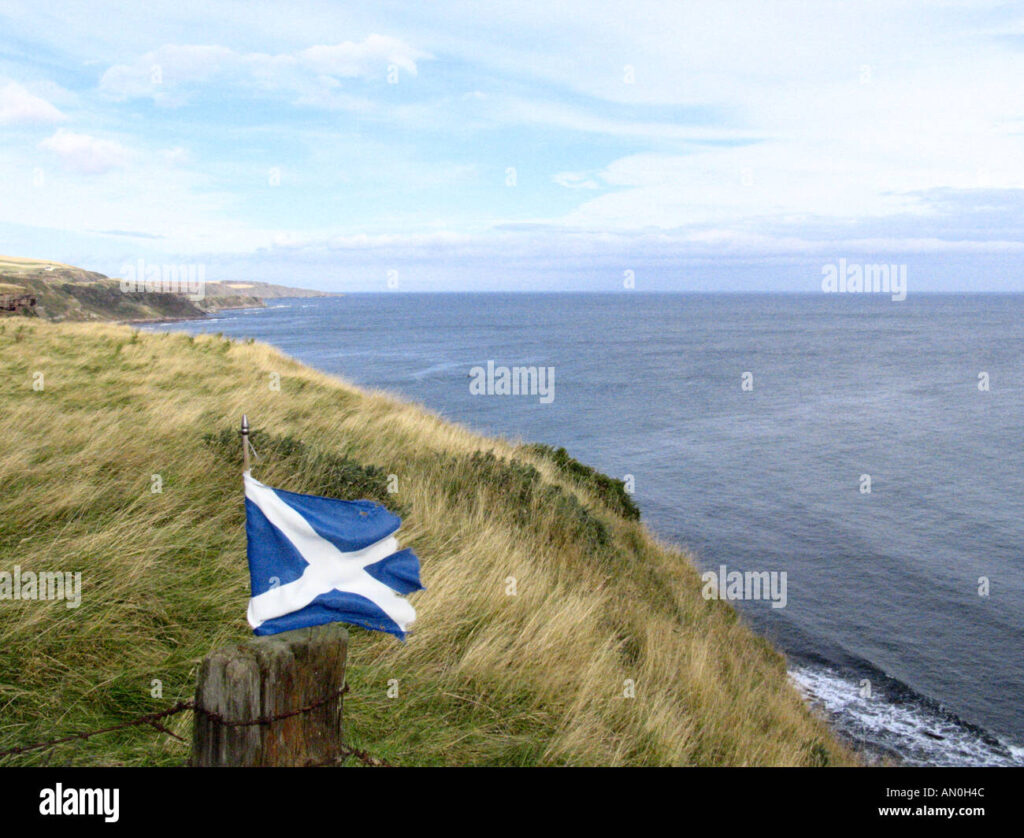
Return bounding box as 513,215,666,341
148,292,1024,766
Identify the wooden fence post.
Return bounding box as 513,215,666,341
191,623,348,766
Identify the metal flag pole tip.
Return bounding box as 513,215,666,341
240,414,250,475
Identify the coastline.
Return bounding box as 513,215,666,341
120,302,267,326
140,296,1024,768
0,318,854,766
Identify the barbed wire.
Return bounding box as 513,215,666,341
0,700,196,759
193,683,349,727
0,684,392,767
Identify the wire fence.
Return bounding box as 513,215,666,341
0,684,392,767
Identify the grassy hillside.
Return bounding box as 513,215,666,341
0,320,852,766
0,255,263,322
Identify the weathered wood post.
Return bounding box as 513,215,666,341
191,623,348,766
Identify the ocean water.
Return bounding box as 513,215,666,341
151,293,1024,765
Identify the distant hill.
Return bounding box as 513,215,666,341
202,279,334,300
0,255,334,323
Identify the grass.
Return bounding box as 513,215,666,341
0,320,853,766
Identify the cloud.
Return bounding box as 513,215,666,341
99,46,235,100
91,229,168,240
493,95,752,142
99,36,431,104
0,81,66,125
6,0,1024,286
553,171,600,189
39,129,131,174
255,224,1024,267
299,35,427,77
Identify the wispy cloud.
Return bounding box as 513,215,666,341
99,36,432,105
39,129,131,174
553,171,601,190
1,1,1024,289
0,81,65,125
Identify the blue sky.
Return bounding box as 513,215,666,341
2,1,1024,291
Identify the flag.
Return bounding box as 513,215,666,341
243,472,422,638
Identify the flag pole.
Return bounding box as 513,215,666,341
240,414,250,474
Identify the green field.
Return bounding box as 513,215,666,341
0,320,852,766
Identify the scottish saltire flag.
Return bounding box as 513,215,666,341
243,472,422,638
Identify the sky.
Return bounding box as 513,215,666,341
2,0,1024,291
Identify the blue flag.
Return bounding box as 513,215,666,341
244,472,422,638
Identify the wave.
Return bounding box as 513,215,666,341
410,360,464,380
790,664,1024,766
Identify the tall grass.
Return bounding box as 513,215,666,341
0,320,852,766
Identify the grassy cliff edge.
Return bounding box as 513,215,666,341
0,320,852,766
1,255,333,323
